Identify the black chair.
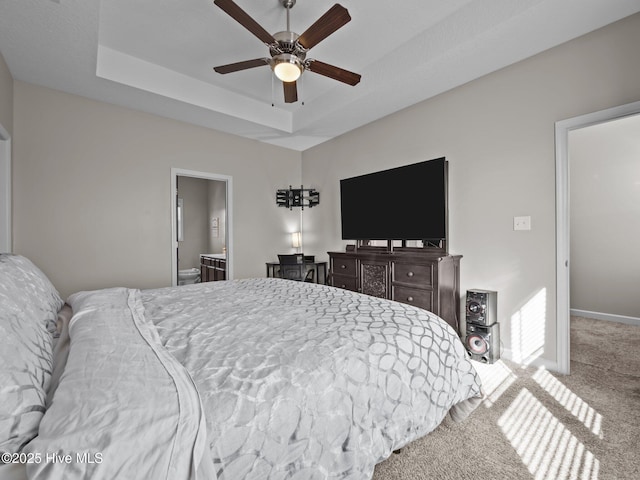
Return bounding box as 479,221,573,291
277,254,314,282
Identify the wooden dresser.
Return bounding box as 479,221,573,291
328,248,462,334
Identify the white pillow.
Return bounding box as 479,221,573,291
0,254,64,454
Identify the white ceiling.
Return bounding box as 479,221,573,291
1,0,639,151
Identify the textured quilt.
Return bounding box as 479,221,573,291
143,278,482,479
26,278,481,480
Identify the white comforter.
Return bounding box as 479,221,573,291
27,279,481,480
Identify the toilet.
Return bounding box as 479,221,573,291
178,268,201,285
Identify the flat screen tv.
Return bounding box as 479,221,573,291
340,157,448,242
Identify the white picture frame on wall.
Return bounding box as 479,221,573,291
211,216,219,238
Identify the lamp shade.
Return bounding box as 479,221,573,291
291,232,301,248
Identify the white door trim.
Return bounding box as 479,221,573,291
171,168,233,286
0,123,11,253
555,100,640,375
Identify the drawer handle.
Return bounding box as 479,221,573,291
407,296,414,302
340,264,347,269
406,271,414,277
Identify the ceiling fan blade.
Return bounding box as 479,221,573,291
214,0,277,46
283,81,298,103
214,58,270,74
297,4,351,50
306,60,361,86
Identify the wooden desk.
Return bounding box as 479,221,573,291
266,261,328,285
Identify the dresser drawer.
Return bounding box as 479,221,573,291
393,285,433,311
393,263,433,287
331,257,357,277
331,274,358,292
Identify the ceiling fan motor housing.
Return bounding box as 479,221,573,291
270,31,306,58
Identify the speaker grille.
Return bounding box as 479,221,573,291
465,322,500,363
465,289,497,326
466,333,490,355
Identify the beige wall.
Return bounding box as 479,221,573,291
301,13,640,367
13,81,302,298
0,50,12,135
569,114,640,319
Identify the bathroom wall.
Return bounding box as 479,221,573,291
208,180,226,255
178,176,209,270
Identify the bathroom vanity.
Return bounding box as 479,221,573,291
200,254,226,282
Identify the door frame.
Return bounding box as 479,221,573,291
0,123,11,253
555,99,640,374
171,168,233,286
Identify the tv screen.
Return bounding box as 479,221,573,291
340,158,447,241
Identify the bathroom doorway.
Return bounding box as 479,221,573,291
171,168,233,286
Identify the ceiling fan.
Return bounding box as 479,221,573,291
213,0,361,104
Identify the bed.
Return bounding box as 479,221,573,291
0,254,482,480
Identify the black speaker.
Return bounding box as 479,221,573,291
465,322,500,363
466,289,497,326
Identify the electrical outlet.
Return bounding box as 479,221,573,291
513,216,531,231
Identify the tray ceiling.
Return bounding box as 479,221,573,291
1,0,639,151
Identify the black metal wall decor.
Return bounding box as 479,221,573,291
276,186,320,210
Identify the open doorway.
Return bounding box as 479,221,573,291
555,100,640,374
569,114,640,321
171,168,233,287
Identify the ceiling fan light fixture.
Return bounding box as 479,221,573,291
273,54,302,82
212,0,360,103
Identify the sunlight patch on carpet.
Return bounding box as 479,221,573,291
532,367,603,438
498,388,600,480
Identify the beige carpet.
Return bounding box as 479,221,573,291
373,316,640,479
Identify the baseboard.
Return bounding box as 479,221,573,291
570,309,640,327
500,348,560,373
497,311,639,375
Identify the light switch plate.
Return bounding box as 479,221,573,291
514,216,531,231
